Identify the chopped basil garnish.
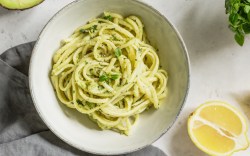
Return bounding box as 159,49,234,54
103,15,113,21
99,73,109,82
80,25,98,34
99,73,119,82
80,29,88,33
76,99,83,105
86,101,96,109
114,48,122,57
110,74,119,80
90,25,97,32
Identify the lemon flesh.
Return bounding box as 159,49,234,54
188,101,249,156
200,105,243,136
0,0,44,10
193,124,235,153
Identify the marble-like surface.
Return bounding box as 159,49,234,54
0,0,250,155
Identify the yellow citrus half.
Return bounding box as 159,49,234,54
188,101,249,156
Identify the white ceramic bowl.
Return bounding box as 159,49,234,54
29,0,190,155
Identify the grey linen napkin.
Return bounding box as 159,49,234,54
0,42,167,156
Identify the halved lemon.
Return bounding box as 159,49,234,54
188,101,249,156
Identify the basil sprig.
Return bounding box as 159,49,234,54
225,0,250,46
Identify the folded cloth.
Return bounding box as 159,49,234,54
0,42,167,156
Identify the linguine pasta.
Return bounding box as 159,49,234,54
50,12,168,135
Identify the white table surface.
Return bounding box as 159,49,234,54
1,0,250,155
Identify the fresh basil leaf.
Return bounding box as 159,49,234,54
99,74,109,82
238,25,245,35
229,13,239,26
114,48,122,57
233,3,240,12
234,33,244,46
225,0,250,45
229,25,237,32
243,23,250,34
110,74,119,80
244,5,250,13
225,0,231,13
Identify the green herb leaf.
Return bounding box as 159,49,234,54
114,48,122,57
244,5,250,13
99,73,119,82
103,15,113,21
76,99,83,105
248,11,250,21
225,0,230,13
86,101,96,109
80,25,98,34
234,33,244,46
229,25,237,32
225,0,250,46
243,23,250,34
99,74,109,82
110,74,119,80
229,13,239,26
233,3,240,12
80,29,88,33
89,25,97,33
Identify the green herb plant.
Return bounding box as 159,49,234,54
225,0,250,46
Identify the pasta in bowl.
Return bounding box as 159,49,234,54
29,0,189,154
50,12,168,135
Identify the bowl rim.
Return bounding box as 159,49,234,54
29,0,191,155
